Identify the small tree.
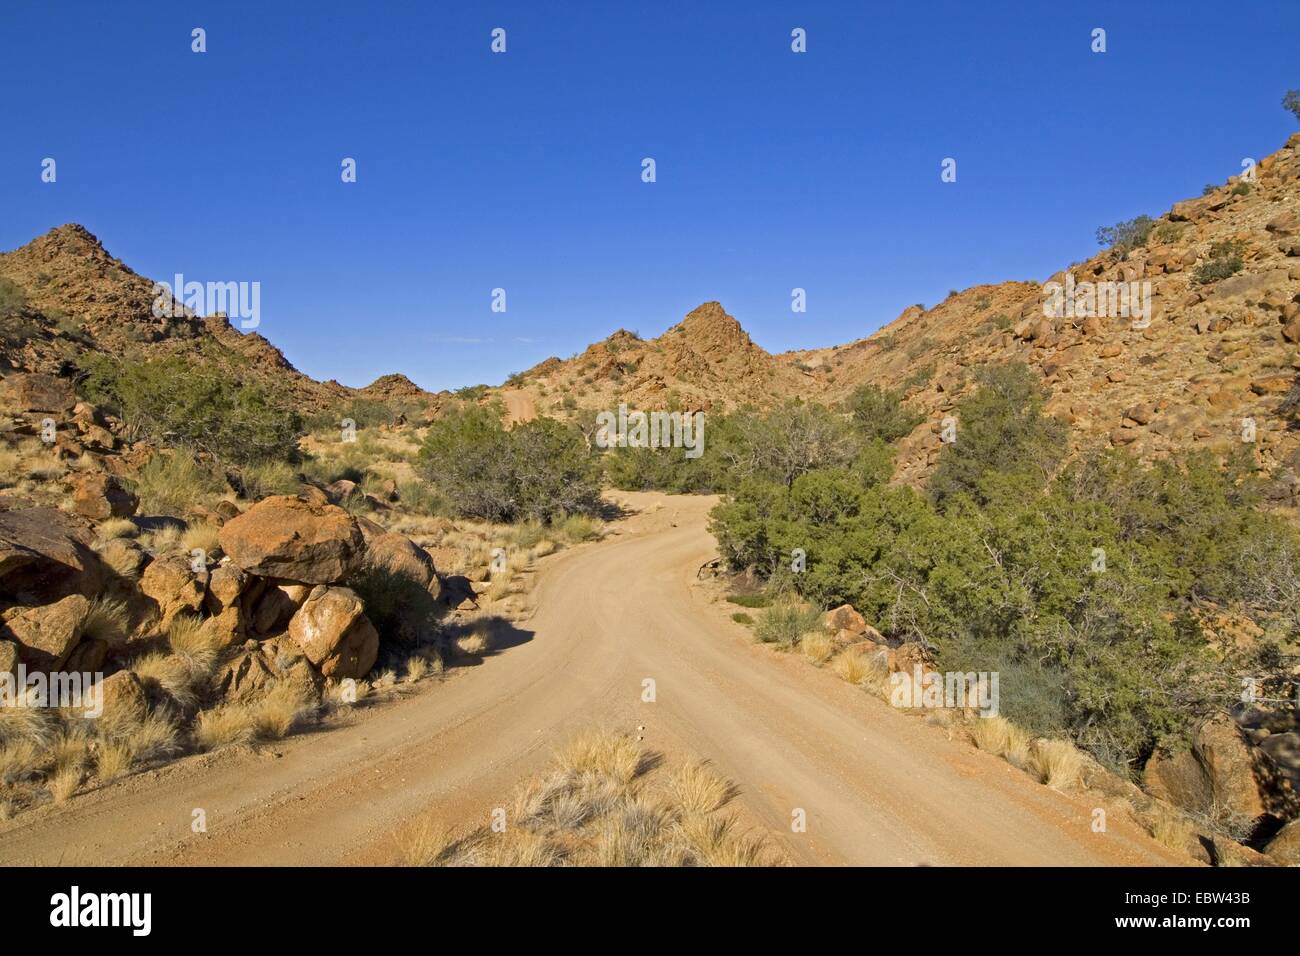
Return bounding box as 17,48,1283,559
1096,215,1154,255
1283,90,1300,122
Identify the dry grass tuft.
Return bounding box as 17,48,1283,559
556,730,643,786
667,761,733,815
1029,738,1085,790
95,517,138,541
195,705,256,751
0,739,41,785
1145,802,1196,853
95,741,135,783
249,682,315,739
395,731,781,868
179,521,221,556
800,631,836,665
47,764,82,804
80,597,130,646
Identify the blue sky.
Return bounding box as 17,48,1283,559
2,1,1297,391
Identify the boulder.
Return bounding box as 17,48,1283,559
365,532,437,588
251,582,311,636
214,635,322,704
1263,817,1300,865
1265,210,1300,236
95,670,148,724
70,473,139,520
139,553,207,629
1258,731,1300,793
1196,715,1268,826
202,606,246,647
218,495,364,584
205,563,247,614
1,594,90,672
287,585,378,680
0,506,106,602
823,604,867,635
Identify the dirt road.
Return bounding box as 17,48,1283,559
0,492,1185,866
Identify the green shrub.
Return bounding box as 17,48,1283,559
928,362,1067,508
1284,89,1300,122
1193,240,1246,285
418,404,601,523
731,612,754,626
130,451,225,516
80,355,302,465
1096,215,1154,254
753,602,821,647
726,593,772,609
845,384,923,442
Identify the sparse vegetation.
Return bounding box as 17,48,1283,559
396,732,779,867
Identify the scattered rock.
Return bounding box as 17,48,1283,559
70,473,139,520
1,594,90,672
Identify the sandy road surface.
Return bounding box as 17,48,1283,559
0,492,1185,866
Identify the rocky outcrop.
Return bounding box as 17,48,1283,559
139,553,207,630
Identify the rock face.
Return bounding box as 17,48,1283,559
287,585,378,680
0,507,106,602
823,604,867,635
0,639,19,678
218,495,364,585
1143,715,1269,828
70,473,138,520
1,594,90,671
6,372,75,412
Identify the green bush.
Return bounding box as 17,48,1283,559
1284,89,1300,122
1193,240,1246,285
417,404,601,523
708,365,1293,773
928,362,1067,508
79,355,302,465
1096,215,1154,254
844,384,924,443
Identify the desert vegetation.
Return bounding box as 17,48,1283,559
396,731,780,867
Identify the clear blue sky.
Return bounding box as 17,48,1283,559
3,0,1297,391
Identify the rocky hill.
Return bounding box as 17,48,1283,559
0,225,439,413
492,132,1300,497
4,133,1300,495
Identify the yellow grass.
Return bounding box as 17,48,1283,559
195,705,256,751
800,631,836,665
95,741,135,782
667,761,733,815
80,597,129,646
47,765,82,803
395,732,781,868
179,521,221,555
1029,738,1085,790
95,517,138,540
